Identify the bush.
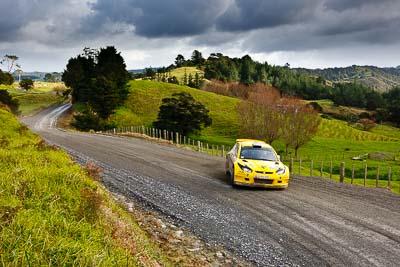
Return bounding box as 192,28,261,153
20,78,34,90
72,111,116,132
0,89,19,114
358,118,376,131
153,92,212,135
308,102,323,113
0,69,14,85
52,84,66,95
72,112,101,131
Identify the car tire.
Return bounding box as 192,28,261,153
229,168,235,186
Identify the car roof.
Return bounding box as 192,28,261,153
235,139,273,149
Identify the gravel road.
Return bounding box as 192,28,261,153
21,104,400,266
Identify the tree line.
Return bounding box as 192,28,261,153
168,51,398,127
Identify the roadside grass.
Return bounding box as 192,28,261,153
0,107,170,266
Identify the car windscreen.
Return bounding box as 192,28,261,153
240,146,278,161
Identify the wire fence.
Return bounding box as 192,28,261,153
104,125,232,158
284,158,399,193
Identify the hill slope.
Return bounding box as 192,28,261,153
110,80,399,157
111,80,240,144
294,65,400,92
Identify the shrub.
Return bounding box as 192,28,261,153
0,89,19,114
20,78,34,90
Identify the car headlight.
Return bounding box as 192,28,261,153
238,162,253,173
276,167,286,175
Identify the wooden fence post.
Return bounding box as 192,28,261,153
289,158,293,174
176,132,179,144
330,161,333,179
351,164,355,184
388,167,392,188
299,158,302,176
212,145,215,156
376,166,380,187
197,141,201,152
310,160,313,176
222,145,225,158
320,161,323,177
340,162,345,183
364,164,368,187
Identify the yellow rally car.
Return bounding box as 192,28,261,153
225,139,290,188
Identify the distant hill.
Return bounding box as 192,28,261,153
11,71,62,82
128,68,159,74
293,65,400,92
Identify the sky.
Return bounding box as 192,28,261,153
1,0,400,72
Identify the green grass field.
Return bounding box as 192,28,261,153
13,93,63,116
168,67,204,83
111,80,239,145
1,81,66,116
0,107,170,266
109,80,400,190
2,81,65,93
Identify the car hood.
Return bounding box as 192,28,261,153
238,159,284,172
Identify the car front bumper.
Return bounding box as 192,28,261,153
233,171,289,188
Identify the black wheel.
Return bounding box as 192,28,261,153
229,168,235,186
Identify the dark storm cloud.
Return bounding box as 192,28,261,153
83,0,400,49
216,0,319,32
0,0,44,40
0,0,87,43
318,0,400,37
323,0,391,11
85,0,230,37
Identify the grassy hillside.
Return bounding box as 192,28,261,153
0,107,169,265
2,82,66,116
113,80,399,153
111,80,239,144
169,67,204,83
14,93,63,116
